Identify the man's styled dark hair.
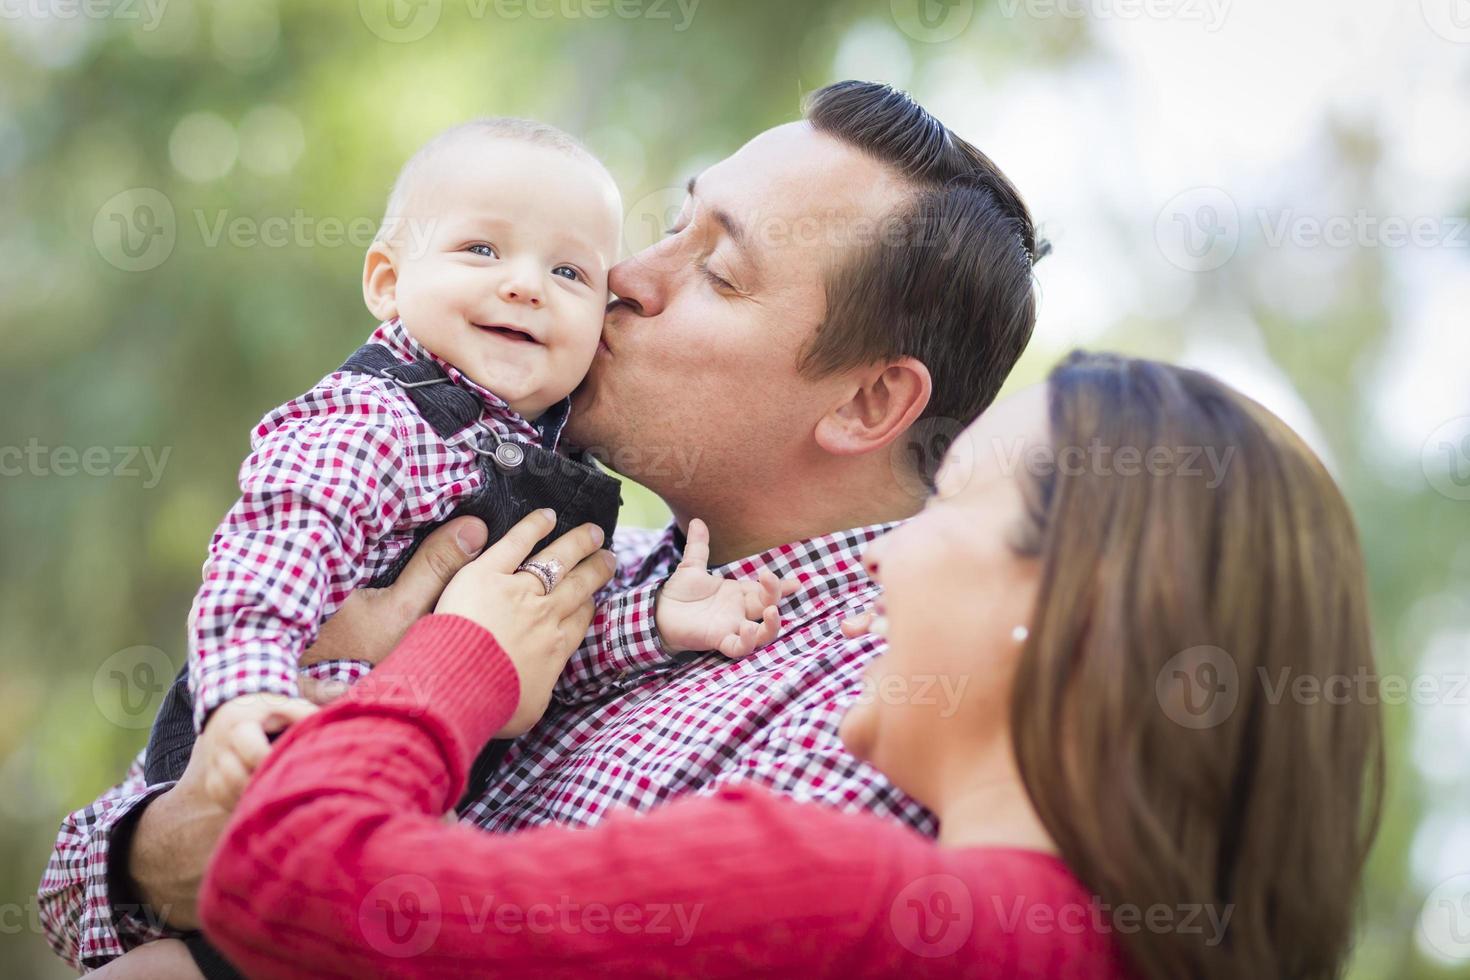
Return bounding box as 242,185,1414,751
801,80,1049,481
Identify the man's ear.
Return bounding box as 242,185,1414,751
814,357,933,459
362,240,400,322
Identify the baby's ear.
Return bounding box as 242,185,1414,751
362,240,400,322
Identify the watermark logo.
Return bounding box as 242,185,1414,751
359,0,699,41
1157,189,1467,271
993,895,1232,944
93,187,176,272
93,645,175,729
890,416,966,501
359,0,443,41
1422,415,1470,501
852,672,971,717
890,873,974,957
1419,873,1470,961
622,185,687,274
91,191,451,270
990,436,1236,489
0,0,170,30
1155,645,1238,729
1155,186,1239,272
1420,0,1470,43
890,0,975,43
360,874,442,958
0,440,172,487
994,0,1231,32
1256,210,1468,250
1156,651,1461,728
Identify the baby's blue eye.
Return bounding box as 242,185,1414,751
552,265,583,283
467,243,498,258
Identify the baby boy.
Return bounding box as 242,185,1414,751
146,118,789,804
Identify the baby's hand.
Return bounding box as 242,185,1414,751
655,518,799,658
193,694,317,811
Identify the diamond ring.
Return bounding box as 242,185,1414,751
516,557,564,595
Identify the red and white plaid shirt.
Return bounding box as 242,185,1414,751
39,519,932,970
186,318,549,730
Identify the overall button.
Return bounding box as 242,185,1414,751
493,442,524,470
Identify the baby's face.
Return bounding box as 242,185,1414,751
369,137,622,420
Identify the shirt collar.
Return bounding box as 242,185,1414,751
370,318,563,449
636,520,899,611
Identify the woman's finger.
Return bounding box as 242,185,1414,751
478,509,559,575
558,584,601,643
521,523,607,592
550,550,618,618
390,516,490,613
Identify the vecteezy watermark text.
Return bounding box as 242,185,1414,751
1158,645,1469,729
0,0,169,30
995,0,1230,32
358,874,703,959
2,440,171,488
992,895,1234,946
992,436,1236,489
357,0,700,44
1156,187,1470,272
851,672,970,718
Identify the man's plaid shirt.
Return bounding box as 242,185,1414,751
39,521,935,970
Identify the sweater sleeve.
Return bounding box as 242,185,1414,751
199,616,1123,980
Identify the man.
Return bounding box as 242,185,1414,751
40,80,1046,970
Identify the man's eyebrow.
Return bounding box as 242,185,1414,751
686,173,750,254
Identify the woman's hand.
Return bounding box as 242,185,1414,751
436,508,617,736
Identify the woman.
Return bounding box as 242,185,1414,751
194,351,1383,978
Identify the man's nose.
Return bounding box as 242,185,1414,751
607,248,668,318
498,263,544,308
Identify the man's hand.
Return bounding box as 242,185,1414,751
125,694,314,930
655,518,799,657
122,518,492,929
297,516,492,703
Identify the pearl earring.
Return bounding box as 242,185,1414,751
1011,625,1029,643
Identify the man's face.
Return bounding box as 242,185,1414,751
566,121,909,512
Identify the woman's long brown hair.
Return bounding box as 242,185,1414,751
1010,351,1384,979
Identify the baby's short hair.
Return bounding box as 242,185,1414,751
377,117,611,241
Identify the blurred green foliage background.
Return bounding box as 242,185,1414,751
2,0,1467,976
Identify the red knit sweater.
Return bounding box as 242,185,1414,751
199,615,1131,979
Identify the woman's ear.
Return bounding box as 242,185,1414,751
362,240,400,322
814,357,933,459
